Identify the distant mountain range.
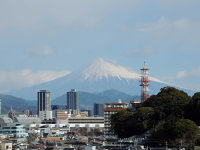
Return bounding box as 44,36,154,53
1,87,195,114
9,58,171,100
1,58,196,113
0,90,138,114
0,94,36,114
52,89,140,109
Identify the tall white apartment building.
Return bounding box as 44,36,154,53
104,99,129,137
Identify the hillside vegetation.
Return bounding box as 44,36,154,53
111,87,200,148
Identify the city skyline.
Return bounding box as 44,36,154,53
0,1,200,93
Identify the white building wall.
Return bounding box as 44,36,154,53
69,123,104,128
39,111,52,120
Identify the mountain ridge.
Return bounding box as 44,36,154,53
7,58,186,100
0,89,139,114
0,94,37,114
0,87,196,114
52,89,139,110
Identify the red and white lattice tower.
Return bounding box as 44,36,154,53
140,62,150,102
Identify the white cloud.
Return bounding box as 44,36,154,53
0,69,71,93
161,67,200,91
163,67,200,80
176,70,188,79
123,47,156,58
190,67,200,78
134,17,189,32
26,46,55,57
120,17,200,44
177,67,200,79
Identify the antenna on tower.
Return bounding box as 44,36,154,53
140,62,150,102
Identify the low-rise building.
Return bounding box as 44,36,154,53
0,116,13,129
81,110,93,117
1,108,41,129
130,100,141,111
0,124,27,138
68,117,104,129
0,142,12,150
15,115,41,128
28,123,70,137
56,110,70,120
80,111,89,117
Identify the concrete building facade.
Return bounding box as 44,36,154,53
0,124,27,138
68,117,104,129
94,103,104,117
104,100,129,136
37,90,52,120
67,89,79,115
56,110,70,120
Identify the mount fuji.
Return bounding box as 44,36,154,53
10,58,170,100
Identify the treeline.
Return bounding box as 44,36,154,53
111,87,200,148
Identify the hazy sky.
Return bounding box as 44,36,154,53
0,0,200,93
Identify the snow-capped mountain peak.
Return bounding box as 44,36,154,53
9,58,166,100
80,58,141,80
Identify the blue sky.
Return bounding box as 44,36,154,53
0,0,200,93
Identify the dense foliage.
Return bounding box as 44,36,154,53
111,87,200,147
111,110,134,138
186,92,200,125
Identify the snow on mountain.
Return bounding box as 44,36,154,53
81,58,140,80
9,58,167,100
64,58,163,83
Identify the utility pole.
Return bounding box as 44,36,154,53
180,140,183,149
165,141,168,150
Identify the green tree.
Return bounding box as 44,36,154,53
133,107,155,132
111,107,154,138
143,87,191,121
187,92,200,125
192,92,200,104
111,110,135,138
110,86,199,148
151,117,199,148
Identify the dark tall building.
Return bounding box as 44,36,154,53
37,90,52,120
94,103,104,117
67,89,79,115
